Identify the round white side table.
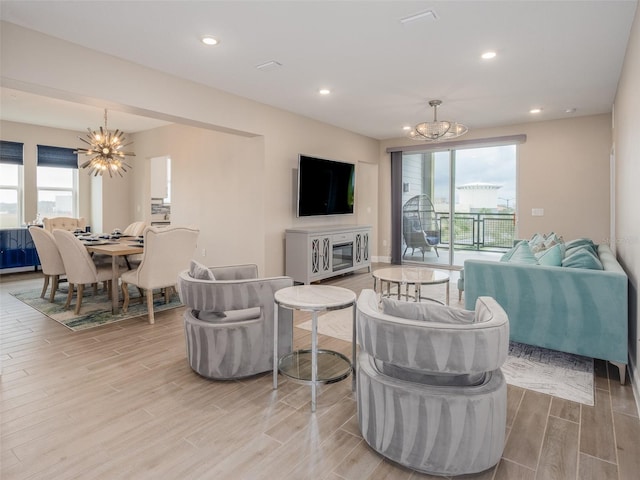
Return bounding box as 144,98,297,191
273,285,356,412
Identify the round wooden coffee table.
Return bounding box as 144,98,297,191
372,266,450,305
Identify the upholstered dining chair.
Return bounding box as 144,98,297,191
42,216,87,233
177,262,294,380
28,226,66,302
122,221,148,237
120,221,148,268
356,289,510,476
121,226,199,324
52,229,119,314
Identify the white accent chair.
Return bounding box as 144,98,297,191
43,216,87,233
177,262,294,380
52,229,118,315
356,289,510,476
29,226,66,302
121,226,199,324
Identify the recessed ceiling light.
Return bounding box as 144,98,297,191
319,88,331,95
402,126,411,131
200,35,219,46
565,108,577,114
529,108,542,114
399,9,438,24
481,51,497,60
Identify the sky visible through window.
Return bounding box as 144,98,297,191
433,145,516,208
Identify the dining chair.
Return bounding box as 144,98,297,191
120,221,148,268
52,229,119,314
121,226,199,324
122,221,148,237
28,226,66,302
42,216,87,233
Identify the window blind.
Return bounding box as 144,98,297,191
0,140,24,165
37,145,78,169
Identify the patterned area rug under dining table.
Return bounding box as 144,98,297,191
297,308,594,406
11,285,182,331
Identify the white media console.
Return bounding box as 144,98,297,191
285,225,372,285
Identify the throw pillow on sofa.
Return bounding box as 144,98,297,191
565,238,598,257
543,232,564,250
561,247,603,270
529,233,547,253
535,243,563,266
528,232,565,254
501,241,538,264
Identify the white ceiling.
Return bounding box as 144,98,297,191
0,1,637,139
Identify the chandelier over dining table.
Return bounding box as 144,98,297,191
75,109,135,177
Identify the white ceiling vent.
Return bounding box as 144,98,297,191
255,60,282,71
399,10,438,25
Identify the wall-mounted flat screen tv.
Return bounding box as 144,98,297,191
297,155,355,217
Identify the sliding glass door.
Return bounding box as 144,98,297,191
400,144,517,268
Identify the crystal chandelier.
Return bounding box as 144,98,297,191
407,100,468,142
75,109,135,177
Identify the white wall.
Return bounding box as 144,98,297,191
131,124,266,268
613,5,640,405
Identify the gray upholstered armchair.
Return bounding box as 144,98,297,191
356,289,510,476
177,262,294,380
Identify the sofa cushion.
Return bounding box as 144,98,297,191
535,243,563,266
561,247,603,270
381,297,476,324
189,260,215,280
501,241,538,264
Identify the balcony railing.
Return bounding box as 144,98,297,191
437,212,516,251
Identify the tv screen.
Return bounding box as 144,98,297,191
297,155,355,217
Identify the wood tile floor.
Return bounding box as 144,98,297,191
1,266,638,479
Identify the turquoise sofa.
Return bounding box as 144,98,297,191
464,244,628,383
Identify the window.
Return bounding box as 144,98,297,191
0,141,24,228
389,134,525,266
37,145,78,218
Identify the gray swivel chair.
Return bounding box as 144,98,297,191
356,289,510,476
177,262,294,380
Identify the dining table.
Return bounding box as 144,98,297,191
83,236,144,314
